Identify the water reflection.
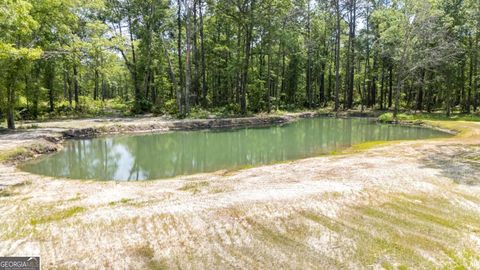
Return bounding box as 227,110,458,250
21,118,450,181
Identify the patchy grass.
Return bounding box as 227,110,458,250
208,186,234,194
132,244,155,258
178,181,209,194
1,204,86,240
244,215,341,267
375,112,480,139
132,244,169,270
106,198,155,208
29,206,86,225
410,112,480,122
340,140,396,154
296,191,480,268
0,141,58,164
0,189,15,197
386,113,480,139
379,111,480,123
12,180,33,187
0,180,33,197
0,147,30,163
421,120,475,138
65,193,83,202
327,140,400,155
2,189,479,268
344,193,480,268
108,198,133,206
332,119,476,156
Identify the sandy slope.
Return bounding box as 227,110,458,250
0,118,479,269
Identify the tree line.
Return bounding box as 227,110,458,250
1,0,479,129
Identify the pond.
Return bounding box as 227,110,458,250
20,117,451,181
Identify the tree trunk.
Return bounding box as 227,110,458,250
467,36,474,113
45,61,56,112
416,69,425,111
94,68,99,100
362,5,370,110
344,0,356,109
388,65,393,108
394,49,408,119
280,41,286,102
127,14,142,112
459,60,466,111
161,38,181,112
67,68,72,107
348,0,356,109
199,0,207,106
370,54,378,108
446,76,452,117
73,63,79,110
7,80,16,130
379,63,385,110
102,74,107,101
474,32,479,111
177,0,184,114
334,0,341,111
305,1,313,108
319,62,325,105
240,0,255,115
192,0,200,105
63,69,68,100
185,0,192,115
6,61,20,129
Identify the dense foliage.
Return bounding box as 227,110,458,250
0,0,479,128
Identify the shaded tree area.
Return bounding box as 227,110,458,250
1,0,479,129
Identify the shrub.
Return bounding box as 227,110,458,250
378,113,394,122
189,107,211,119
164,99,178,115
378,112,415,123
132,99,152,114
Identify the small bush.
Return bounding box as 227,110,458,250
163,99,178,115
189,107,211,119
378,113,414,123
132,99,153,114
219,103,241,116
378,113,394,122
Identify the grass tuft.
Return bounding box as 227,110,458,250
0,189,15,197
178,181,209,194
30,206,86,225
132,244,169,270
0,147,30,163
108,198,133,206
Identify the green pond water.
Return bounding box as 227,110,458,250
21,117,451,181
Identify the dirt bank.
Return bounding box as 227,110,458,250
0,115,479,269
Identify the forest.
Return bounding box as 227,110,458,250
0,0,479,129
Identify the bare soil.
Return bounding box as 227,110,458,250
0,115,479,269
